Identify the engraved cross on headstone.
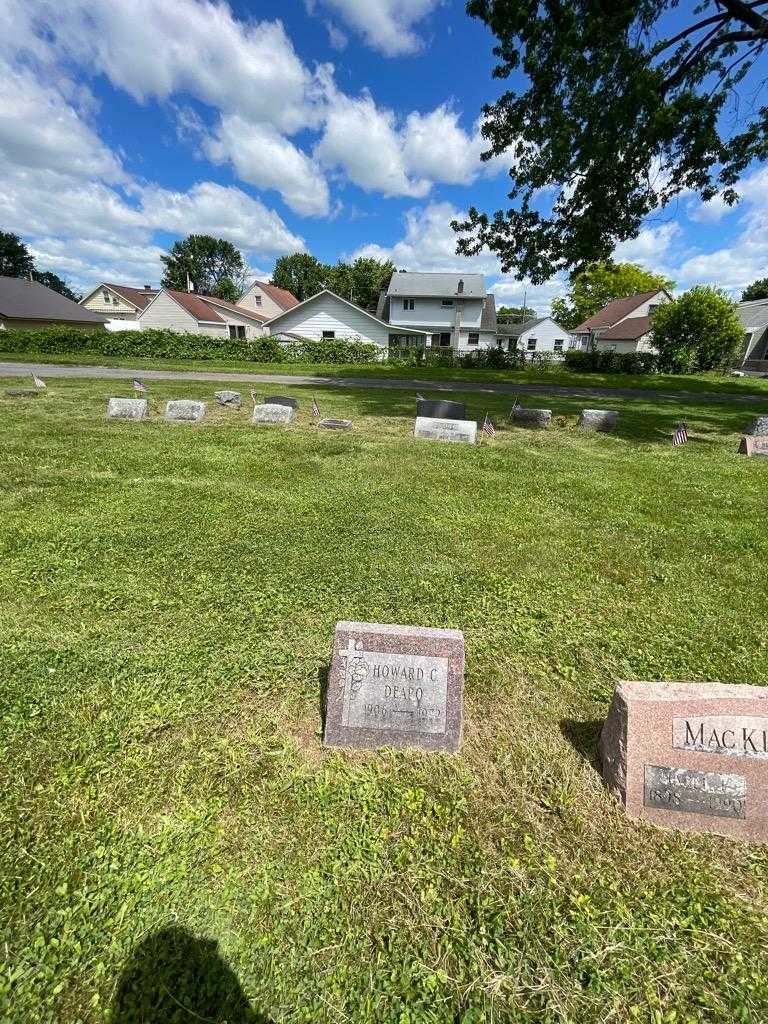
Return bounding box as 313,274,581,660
339,637,367,694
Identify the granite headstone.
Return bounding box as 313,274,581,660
738,436,768,457
107,397,148,421
4,388,39,398
416,398,466,420
745,416,768,437
324,621,465,753
215,390,242,408
251,403,294,424
512,407,552,429
264,395,299,409
600,680,768,843
578,408,619,432
318,418,352,430
414,416,477,445
165,400,206,422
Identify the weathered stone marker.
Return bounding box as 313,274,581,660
265,395,299,409
4,388,39,398
318,417,352,430
512,407,552,429
215,390,242,408
579,408,619,431
165,400,206,422
745,415,768,437
599,680,768,843
414,416,477,445
417,398,466,420
107,397,148,421
251,403,294,424
738,435,768,457
324,621,464,753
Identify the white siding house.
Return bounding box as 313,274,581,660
263,289,430,350
497,317,571,358
80,283,159,324
381,271,497,351
137,289,268,337
238,281,300,318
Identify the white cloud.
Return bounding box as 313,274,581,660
307,0,443,56
325,22,348,51
401,106,507,185
204,115,330,216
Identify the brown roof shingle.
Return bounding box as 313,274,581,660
258,282,299,310
599,315,652,341
102,283,158,310
163,290,269,324
573,290,664,333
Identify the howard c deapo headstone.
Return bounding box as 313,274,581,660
324,621,465,753
600,680,768,843
414,416,477,444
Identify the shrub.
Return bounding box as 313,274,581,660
563,349,658,374
651,286,744,372
281,337,381,364
458,347,515,369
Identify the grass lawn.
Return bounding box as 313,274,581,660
2,377,768,1023
2,348,768,398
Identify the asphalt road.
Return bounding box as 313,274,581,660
1,360,765,405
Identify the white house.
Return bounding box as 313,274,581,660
379,271,497,352
571,289,672,353
137,289,269,338
262,289,430,350
238,280,299,318
735,297,768,366
80,282,159,323
497,317,572,358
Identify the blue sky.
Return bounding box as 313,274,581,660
1,0,767,311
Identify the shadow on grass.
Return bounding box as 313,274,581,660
560,719,604,772
318,664,329,731
111,926,271,1023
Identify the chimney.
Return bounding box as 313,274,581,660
457,279,464,294
144,284,152,291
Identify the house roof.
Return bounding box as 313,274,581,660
387,271,486,299
573,291,665,333
0,276,107,323
101,283,158,310
497,316,548,338
262,288,431,335
598,315,652,341
143,289,269,325
736,298,768,333
199,294,269,323
253,281,299,310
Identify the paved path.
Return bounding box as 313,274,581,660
1,360,765,405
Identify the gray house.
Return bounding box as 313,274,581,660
0,276,107,331
736,298,768,367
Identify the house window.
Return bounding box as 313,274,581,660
527,337,537,351
648,304,658,318
229,325,246,339
439,332,451,347
441,299,454,307
468,332,479,346
102,289,111,303
402,298,415,311
252,295,262,306
431,333,440,345
554,338,564,353
322,330,335,339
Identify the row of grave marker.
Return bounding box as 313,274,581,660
5,376,768,453
328,620,768,845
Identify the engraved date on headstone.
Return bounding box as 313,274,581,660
644,764,747,819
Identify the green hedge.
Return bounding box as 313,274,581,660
564,349,659,374
0,326,381,364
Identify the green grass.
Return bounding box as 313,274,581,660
2,349,768,398
1,378,768,1024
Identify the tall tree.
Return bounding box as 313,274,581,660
497,304,536,323
0,231,35,278
652,286,744,372
271,253,329,302
551,262,674,330
742,278,768,301
161,235,246,296
454,1,768,283
327,257,396,310
33,271,80,302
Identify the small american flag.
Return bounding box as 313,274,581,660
511,395,520,413
482,413,496,439
132,378,148,393
311,397,321,418
32,373,46,390
415,392,425,401
249,389,258,406
672,421,689,446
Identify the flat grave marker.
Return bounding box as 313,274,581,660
417,398,466,420
318,418,352,430
215,390,242,408
599,680,768,843
4,388,39,399
252,403,294,424
324,621,464,753
165,400,206,423
414,416,477,445
107,397,148,421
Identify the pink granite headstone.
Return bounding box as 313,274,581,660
738,436,768,457
324,621,464,753
600,681,768,843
